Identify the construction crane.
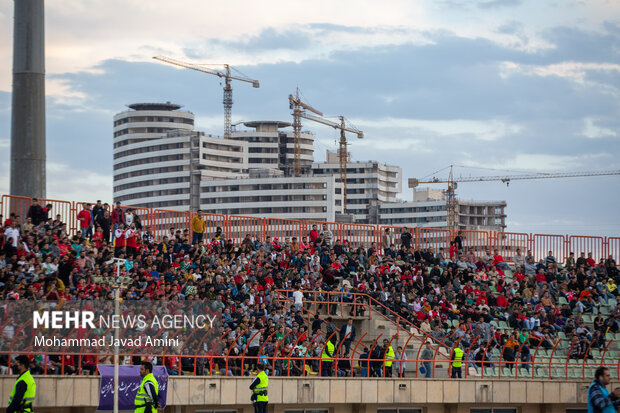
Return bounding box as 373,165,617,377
408,165,620,231
288,89,323,177
289,90,364,210
153,55,259,139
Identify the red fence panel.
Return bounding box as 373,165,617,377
378,226,406,251
533,234,566,263
199,212,228,243
338,223,378,250
229,215,264,243
418,228,451,252
0,195,33,225
265,218,302,244
151,209,189,242
493,231,530,262
305,220,339,247
607,237,620,262
119,205,152,232
458,230,490,254
39,198,74,230
569,235,605,262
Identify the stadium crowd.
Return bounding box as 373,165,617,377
0,199,619,377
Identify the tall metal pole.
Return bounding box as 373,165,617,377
114,263,121,413
11,0,46,198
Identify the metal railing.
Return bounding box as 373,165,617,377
1,194,617,262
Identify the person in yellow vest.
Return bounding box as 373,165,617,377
7,355,36,413
190,211,205,245
135,361,159,413
451,344,464,378
249,362,269,413
321,337,335,376
383,339,395,377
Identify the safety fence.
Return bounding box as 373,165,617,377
0,330,617,381
0,194,618,262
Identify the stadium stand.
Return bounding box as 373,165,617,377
0,194,618,380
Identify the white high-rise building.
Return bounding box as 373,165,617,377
378,187,507,231
113,103,506,227
312,150,402,222
113,105,343,219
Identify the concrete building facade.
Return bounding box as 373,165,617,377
9,375,593,413
312,150,402,222
113,104,506,227
377,188,507,231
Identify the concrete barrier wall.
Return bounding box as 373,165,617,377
0,376,601,413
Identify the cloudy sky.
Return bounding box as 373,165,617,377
0,0,619,236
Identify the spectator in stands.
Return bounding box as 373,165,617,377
400,228,412,250
320,224,333,248
420,341,434,378
338,318,356,355
26,198,45,226
191,211,205,245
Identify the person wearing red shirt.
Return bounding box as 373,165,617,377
496,292,509,308
112,235,126,261
76,204,92,238
92,227,104,249
586,253,596,267
308,224,319,243
125,225,138,256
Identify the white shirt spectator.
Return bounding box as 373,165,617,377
4,227,19,247
293,290,304,305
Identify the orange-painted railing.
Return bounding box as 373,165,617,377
1,193,616,263
0,335,616,380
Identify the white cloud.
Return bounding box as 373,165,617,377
499,61,620,82
0,161,112,204
351,117,522,142
582,117,617,139
461,153,611,171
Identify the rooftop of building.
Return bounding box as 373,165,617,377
127,102,183,111
242,120,291,128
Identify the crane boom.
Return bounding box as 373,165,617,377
408,169,620,187
299,113,364,137
408,166,620,232
153,55,259,139
288,90,364,212
153,56,260,86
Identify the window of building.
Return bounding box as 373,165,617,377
471,409,516,413
377,409,422,413
195,410,238,413
285,410,329,413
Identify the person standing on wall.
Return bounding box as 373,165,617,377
7,355,36,413
135,361,159,413
250,362,269,413
588,367,620,413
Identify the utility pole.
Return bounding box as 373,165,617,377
95,261,131,413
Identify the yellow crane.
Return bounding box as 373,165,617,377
409,165,620,231
153,55,259,139
289,90,364,210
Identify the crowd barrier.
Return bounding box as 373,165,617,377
0,328,617,380
0,193,617,263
